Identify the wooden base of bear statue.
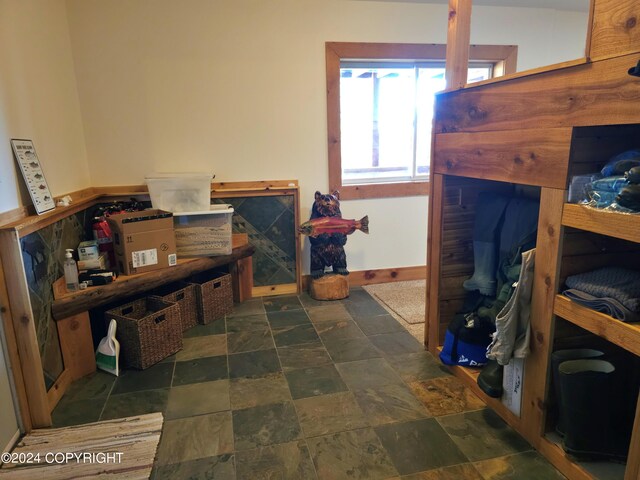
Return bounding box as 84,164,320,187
310,274,349,301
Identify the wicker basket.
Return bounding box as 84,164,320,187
106,296,183,369
151,282,198,331
189,270,233,324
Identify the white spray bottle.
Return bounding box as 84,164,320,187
63,249,79,292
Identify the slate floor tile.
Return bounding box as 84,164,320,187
232,401,302,451
264,295,303,312
267,309,311,328
272,323,320,347
374,418,467,475
401,463,484,480
295,391,369,437
176,335,227,361
285,364,349,399
52,396,105,427
228,349,281,379
409,376,485,416
227,324,274,354
386,352,451,382
335,358,404,390
235,440,316,480
315,318,365,342
111,362,174,395
101,388,169,420
368,331,424,356
226,313,268,330
277,343,333,372
60,370,115,401
156,412,234,465
153,454,235,480
352,383,431,426
353,314,405,336
227,298,265,317
473,451,567,480
343,298,388,318
307,428,398,480
438,408,532,461
323,336,382,363
229,373,291,410
173,355,228,386
306,303,352,324
183,320,225,338
166,380,230,420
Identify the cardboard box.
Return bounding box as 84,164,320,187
107,209,177,276
78,240,100,261
502,357,525,417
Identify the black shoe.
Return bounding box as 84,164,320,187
477,359,503,398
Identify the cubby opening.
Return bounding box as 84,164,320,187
547,319,640,480
437,175,541,346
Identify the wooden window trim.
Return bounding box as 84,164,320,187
326,42,517,200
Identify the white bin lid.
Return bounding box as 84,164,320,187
145,172,213,180
172,205,234,216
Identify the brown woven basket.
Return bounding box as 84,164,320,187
106,296,183,369
189,270,233,324
151,282,198,331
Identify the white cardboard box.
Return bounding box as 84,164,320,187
502,357,525,417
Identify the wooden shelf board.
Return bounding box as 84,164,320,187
52,242,254,320
562,203,640,244
554,295,640,357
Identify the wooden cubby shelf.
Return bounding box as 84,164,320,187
562,203,640,244
554,295,640,357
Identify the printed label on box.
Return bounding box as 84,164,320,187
132,248,158,268
168,254,177,266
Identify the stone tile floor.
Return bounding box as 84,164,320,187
51,287,565,479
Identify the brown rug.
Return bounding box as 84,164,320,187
364,280,426,324
1,413,163,479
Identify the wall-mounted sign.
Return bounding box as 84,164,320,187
11,139,55,215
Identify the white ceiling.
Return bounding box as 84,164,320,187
348,0,590,12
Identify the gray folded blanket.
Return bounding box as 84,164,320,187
563,267,640,322
563,289,640,322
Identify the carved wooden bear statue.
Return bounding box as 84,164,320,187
309,190,348,279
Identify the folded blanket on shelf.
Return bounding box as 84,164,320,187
564,267,640,320
563,289,640,322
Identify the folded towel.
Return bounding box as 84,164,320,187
563,289,640,322
565,267,640,313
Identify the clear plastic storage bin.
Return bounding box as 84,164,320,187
145,173,213,212
173,205,234,256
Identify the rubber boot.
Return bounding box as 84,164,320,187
559,359,629,461
463,241,497,296
477,359,503,398
550,349,604,437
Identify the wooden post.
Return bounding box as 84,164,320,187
445,0,472,90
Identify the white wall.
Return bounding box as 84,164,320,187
64,0,588,272
0,0,90,215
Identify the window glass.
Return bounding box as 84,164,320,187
339,62,490,185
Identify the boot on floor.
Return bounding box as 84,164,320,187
559,359,629,462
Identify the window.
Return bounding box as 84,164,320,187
326,43,517,199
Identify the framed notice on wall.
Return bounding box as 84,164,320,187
11,139,56,215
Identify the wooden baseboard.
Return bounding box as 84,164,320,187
301,265,427,291
252,283,298,297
